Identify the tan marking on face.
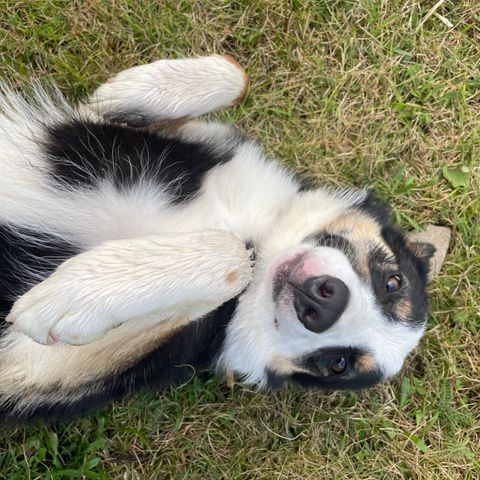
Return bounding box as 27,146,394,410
225,270,238,285
394,297,412,322
350,246,371,279
357,354,376,372
268,356,312,377
323,210,395,280
268,356,297,375
326,211,381,240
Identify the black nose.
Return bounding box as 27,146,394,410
291,275,350,333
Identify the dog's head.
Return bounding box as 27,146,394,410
220,188,444,390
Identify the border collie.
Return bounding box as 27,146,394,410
0,55,441,421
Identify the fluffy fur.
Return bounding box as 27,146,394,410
0,55,436,421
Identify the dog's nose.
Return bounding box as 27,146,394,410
291,275,350,333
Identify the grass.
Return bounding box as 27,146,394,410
0,0,479,478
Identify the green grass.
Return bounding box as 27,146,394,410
0,1,479,478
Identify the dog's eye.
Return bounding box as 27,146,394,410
386,274,402,293
330,356,347,374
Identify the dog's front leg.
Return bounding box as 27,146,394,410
83,55,248,127
6,231,252,345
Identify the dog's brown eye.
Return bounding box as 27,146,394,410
386,275,402,293
330,356,347,374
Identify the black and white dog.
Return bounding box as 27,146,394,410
0,56,441,421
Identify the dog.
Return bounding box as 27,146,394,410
0,55,442,421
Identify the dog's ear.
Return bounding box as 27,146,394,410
407,225,451,281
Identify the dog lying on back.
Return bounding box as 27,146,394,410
0,56,443,421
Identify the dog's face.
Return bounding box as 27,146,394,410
221,189,435,390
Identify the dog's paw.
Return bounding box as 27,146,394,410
6,281,116,346
5,252,123,345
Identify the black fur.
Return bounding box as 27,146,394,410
310,232,354,258
266,347,382,390
375,225,430,326
1,297,238,423
0,225,80,325
357,192,431,326
43,119,233,203
104,111,157,128
356,189,392,226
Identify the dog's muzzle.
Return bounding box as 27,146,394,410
289,275,350,333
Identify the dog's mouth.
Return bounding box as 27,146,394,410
271,253,307,303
